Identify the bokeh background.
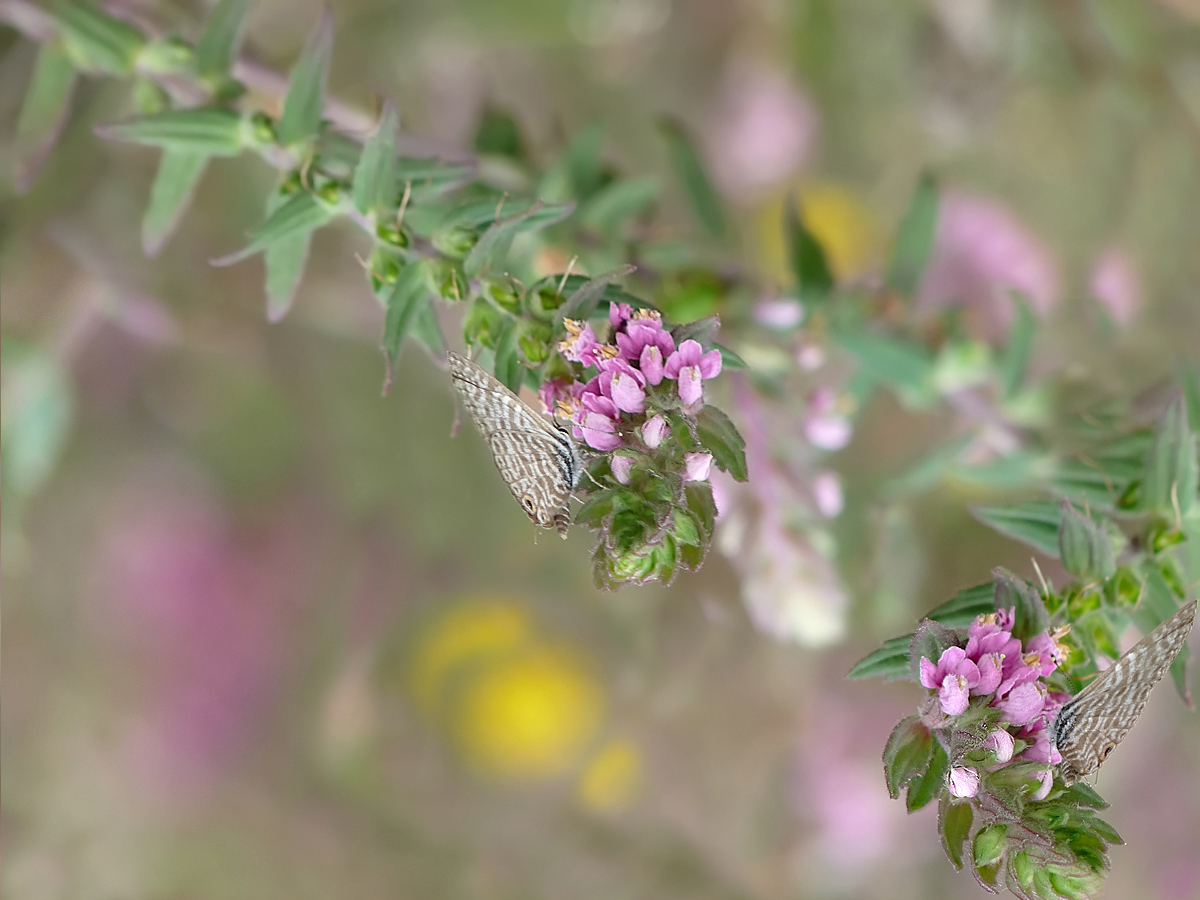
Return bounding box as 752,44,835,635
3,1,1200,898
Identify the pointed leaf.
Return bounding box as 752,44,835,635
410,300,445,356
579,178,658,234
56,1,145,75
15,39,77,192
972,501,1062,557
926,582,997,626
906,740,948,811
835,330,934,401
785,195,833,306
973,824,1008,868
694,405,747,482
884,716,934,798
141,148,208,257
993,567,1048,642
264,229,312,323
885,173,938,296
95,108,244,156
0,342,74,499
940,798,974,870
714,342,747,370
556,265,637,324
277,10,333,147
194,0,252,80
492,318,524,394
463,201,573,278
353,99,398,215
381,261,433,393
999,292,1035,399
669,315,720,348
1142,394,1198,515
212,190,337,267
658,116,725,238
909,619,959,682
847,635,913,681
1058,501,1116,579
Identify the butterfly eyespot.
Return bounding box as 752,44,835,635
520,495,535,514
1100,743,1116,760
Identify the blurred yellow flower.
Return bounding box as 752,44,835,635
408,599,532,716
756,183,879,284
576,737,641,813
454,644,604,780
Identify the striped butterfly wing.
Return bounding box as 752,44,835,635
1052,600,1197,783
447,352,580,538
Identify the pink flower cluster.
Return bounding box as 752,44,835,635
539,304,723,462
920,609,1071,798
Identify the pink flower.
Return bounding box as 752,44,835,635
641,414,667,449
640,344,666,385
684,452,713,482
920,646,981,716
1023,631,1066,677
707,62,818,196
804,388,852,451
1090,246,1141,327
1016,721,1062,766
591,359,647,414
538,378,583,418
576,412,622,451
811,470,843,518
974,652,1004,695
559,318,602,365
615,310,674,363
983,728,1015,764
665,339,722,407
998,681,1045,726
609,302,633,329
919,192,1059,340
949,766,981,798
611,455,634,484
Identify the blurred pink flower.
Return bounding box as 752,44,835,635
920,192,1059,339
1030,767,1055,801
1090,245,1142,327
753,297,804,330
611,455,634,484
811,470,843,518
99,476,313,801
804,388,852,451
708,63,818,196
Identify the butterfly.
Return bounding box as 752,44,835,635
1051,599,1197,784
446,351,582,538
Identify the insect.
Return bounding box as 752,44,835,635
446,351,582,538
1051,599,1197,784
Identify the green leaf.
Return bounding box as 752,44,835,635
492,319,524,394
834,330,934,403
973,501,1062,557
694,405,747,482
926,582,998,626
142,148,209,257
353,99,398,215
993,567,1049,642
0,342,74,499
212,189,338,267
847,635,912,681
940,798,974,870
714,342,747,370
579,178,658,235
411,299,446,357
785,195,833,306
95,107,244,156
909,619,959,682
277,10,333,147
194,0,251,80
380,261,433,394
906,740,948,811
14,39,77,191
885,173,938,297
262,187,313,323
884,716,934,798
1058,501,1116,580
1182,364,1200,438
657,116,725,238
999,293,1035,399
463,201,573,279
672,509,702,547
55,1,145,75
539,124,605,203
1142,394,1198,515
473,106,524,159
393,158,476,200
556,265,637,324
669,315,721,349
575,489,619,528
